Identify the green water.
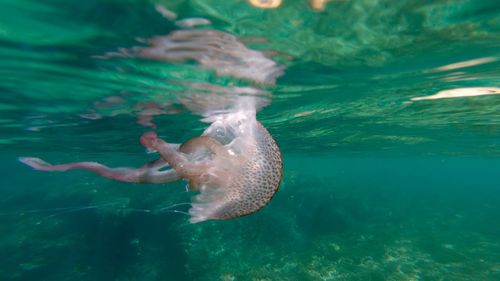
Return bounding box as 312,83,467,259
1,0,499,280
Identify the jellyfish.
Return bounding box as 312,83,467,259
19,112,282,223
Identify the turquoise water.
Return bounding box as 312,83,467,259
1,0,500,280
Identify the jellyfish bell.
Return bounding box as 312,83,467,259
188,112,283,223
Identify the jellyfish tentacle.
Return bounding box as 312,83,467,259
140,132,231,182
18,157,180,184
140,132,198,175
137,158,180,183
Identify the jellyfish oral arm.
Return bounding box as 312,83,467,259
17,131,202,185
18,157,180,184
140,131,195,175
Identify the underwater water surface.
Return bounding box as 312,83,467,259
1,0,500,280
